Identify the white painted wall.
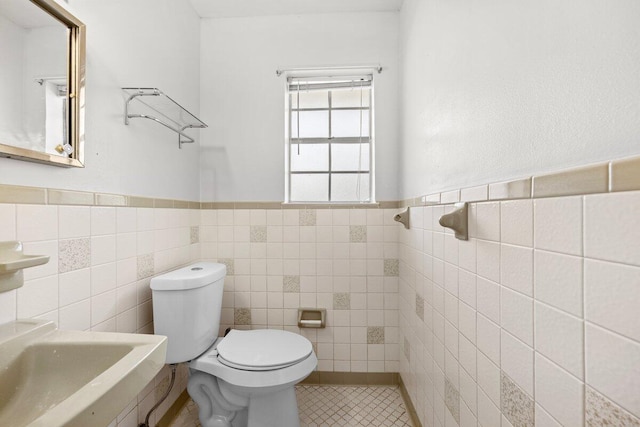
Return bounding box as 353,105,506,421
0,14,26,144
23,26,68,153
199,12,399,201
0,0,202,201
399,0,640,199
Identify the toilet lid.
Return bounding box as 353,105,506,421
216,329,313,371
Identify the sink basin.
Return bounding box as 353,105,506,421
0,319,167,427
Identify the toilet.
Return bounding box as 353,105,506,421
150,262,317,427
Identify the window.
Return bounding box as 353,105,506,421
286,75,373,203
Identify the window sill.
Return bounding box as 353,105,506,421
282,202,380,209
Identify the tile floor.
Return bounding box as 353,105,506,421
168,385,414,427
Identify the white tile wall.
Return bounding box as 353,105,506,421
535,353,584,426
2,191,640,427
0,204,199,427
399,191,640,427
200,207,401,374
534,196,583,256
585,258,640,342
586,323,640,418
534,249,583,317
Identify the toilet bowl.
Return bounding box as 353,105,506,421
188,330,317,427
150,262,317,427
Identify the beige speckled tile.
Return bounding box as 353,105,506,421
415,294,424,321
501,372,534,427
333,292,350,310
299,209,316,226
445,377,460,424
137,253,154,279
403,338,410,362
190,226,199,244
283,275,300,293
250,225,267,242
234,307,251,325
58,238,91,273
367,326,385,344
218,258,234,275
384,259,399,277
586,387,640,427
349,225,367,242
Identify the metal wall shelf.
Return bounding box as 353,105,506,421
123,88,207,148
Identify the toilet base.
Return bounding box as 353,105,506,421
188,371,301,427
246,384,300,427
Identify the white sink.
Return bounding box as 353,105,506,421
0,319,167,427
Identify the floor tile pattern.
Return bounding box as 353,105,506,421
168,385,414,427
297,385,413,427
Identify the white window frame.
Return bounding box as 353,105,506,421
284,74,375,204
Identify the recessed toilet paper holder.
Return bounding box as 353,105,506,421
439,202,469,241
298,308,326,328
393,208,410,229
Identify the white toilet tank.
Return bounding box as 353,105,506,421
150,262,226,364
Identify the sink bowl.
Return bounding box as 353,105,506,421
0,319,167,427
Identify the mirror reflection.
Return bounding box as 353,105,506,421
0,0,70,157
0,0,84,168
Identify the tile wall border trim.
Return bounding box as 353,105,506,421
1,154,638,209
301,371,399,386
0,184,400,209
399,154,640,208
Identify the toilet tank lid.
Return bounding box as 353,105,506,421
150,262,226,291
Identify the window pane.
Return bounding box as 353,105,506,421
331,143,370,172
291,90,328,109
291,111,329,138
331,87,370,108
291,174,328,202
331,173,370,202
291,143,328,171
331,110,370,138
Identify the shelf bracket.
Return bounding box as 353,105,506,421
123,88,207,148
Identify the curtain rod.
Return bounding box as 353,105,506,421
276,65,382,77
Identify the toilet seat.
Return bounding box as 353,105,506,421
216,329,313,371
189,331,318,389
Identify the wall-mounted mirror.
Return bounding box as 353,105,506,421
0,0,85,167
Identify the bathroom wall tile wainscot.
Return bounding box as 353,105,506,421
0,203,201,427
200,206,401,374
397,190,640,427
2,166,639,427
